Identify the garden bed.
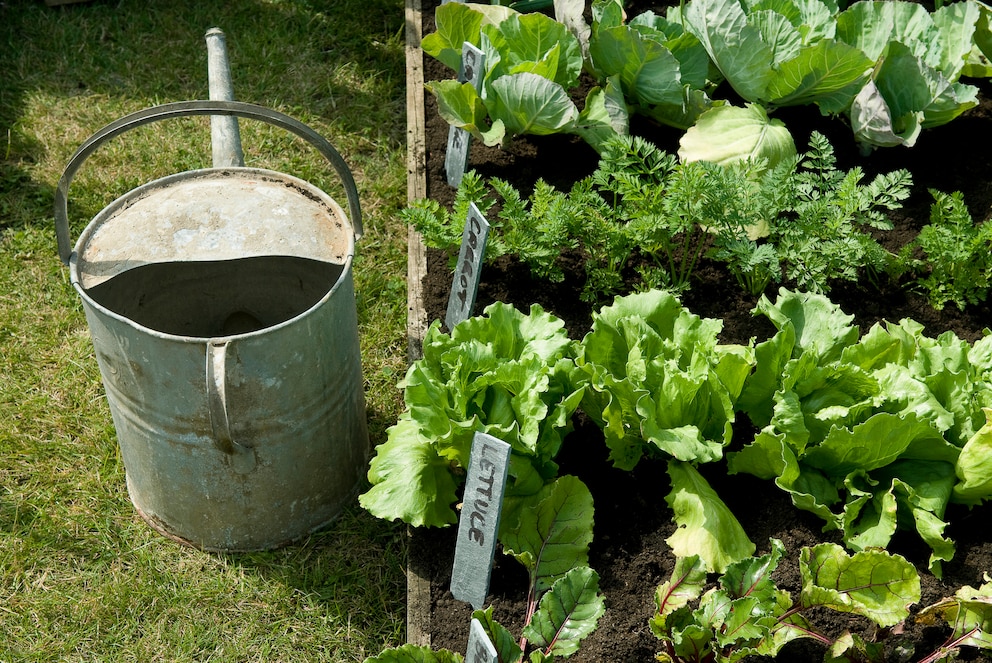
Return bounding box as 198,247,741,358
404,0,992,660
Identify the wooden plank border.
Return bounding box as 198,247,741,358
404,0,432,649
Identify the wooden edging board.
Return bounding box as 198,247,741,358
404,0,432,649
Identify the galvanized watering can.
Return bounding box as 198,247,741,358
54,32,369,552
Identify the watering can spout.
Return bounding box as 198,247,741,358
205,27,245,168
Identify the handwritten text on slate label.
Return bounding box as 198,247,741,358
444,42,485,188
465,618,498,663
445,202,490,331
450,433,510,609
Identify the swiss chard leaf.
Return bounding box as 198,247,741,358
501,475,595,594
522,566,606,657
473,606,523,663
799,543,920,628
652,554,708,626
917,575,992,655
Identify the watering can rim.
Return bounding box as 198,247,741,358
68,163,355,290
55,99,363,266
68,250,355,344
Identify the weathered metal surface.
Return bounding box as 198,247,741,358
73,168,351,289
57,100,369,551
205,28,245,169
78,259,368,551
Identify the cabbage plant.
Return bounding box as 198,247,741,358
585,0,715,129
421,1,627,151
679,0,988,151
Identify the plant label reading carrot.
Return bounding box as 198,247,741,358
445,202,489,331
465,618,497,663
445,42,485,188
450,432,510,610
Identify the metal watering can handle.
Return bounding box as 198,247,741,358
54,99,363,265
56,101,364,473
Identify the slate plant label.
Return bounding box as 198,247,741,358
445,42,485,188
450,432,511,609
465,617,498,663
445,202,490,331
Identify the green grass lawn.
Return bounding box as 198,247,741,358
1,1,410,660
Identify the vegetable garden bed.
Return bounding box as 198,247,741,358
401,0,992,660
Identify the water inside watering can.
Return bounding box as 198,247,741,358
85,255,344,337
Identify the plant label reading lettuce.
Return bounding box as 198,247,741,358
445,202,490,331
450,432,510,609
465,618,497,663
445,42,485,188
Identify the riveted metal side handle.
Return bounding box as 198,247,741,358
206,340,257,474
54,99,364,265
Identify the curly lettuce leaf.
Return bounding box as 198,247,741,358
665,460,756,572
955,408,992,505
361,303,582,527
360,416,462,528
577,290,754,470
363,644,464,663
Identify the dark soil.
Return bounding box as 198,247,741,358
409,2,992,661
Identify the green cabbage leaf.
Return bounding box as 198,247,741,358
422,1,626,150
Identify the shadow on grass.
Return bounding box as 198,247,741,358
0,0,406,231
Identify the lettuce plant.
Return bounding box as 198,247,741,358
359,302,584,527
421,1,626,151
729,289,992,576
575,290,757,571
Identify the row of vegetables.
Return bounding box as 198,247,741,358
425,0,992,159
360,288,992,661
